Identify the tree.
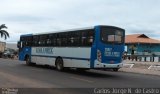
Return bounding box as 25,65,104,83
0,24,9,40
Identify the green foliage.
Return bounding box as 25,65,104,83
0,24,9,40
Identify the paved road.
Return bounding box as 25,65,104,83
0,58,160,93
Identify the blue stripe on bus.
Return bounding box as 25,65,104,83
31,55,90,61
90,26,100,68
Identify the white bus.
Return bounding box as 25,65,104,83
17,25,125,71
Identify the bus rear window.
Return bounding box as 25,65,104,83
101,27,124,44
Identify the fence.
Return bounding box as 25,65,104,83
123,55,160,62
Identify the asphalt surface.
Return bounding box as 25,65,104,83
0,58,160,94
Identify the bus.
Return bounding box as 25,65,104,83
17,25,125,71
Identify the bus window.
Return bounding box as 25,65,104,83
68,32,74,46
33,36,39,46
53,38,57,46
61,33,67,46
81,29,94,46
66,32,71,46
17,41,20,48
88,30,94,46
46,34,51,46
108,35,114,42
81,31,87,46
101,27,124,44
50,34,56,46
20,36,32,47
73,31,80,46
39,35,47,46
57,34,61,46
107,34,122,42
26,36,32,46
46,39,51,46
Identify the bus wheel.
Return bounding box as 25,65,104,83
26,56,31,66
113,68,119,72
56,58,64,71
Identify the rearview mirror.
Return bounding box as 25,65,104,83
17,41,20,48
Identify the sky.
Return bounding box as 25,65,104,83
0,0,160,43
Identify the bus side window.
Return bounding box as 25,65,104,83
22,37,27,47
53,38,56,46
22,41,26,47
74,31,80,46
57,34,61,46
47,34,52,46
52,34,57,46
80,29,94,47
68,32,74,46
43,35,47,46
39,35,47,46
81,31,87,46
64,33,68,46
88,30,94,46
20,41,23,48
38,36,42,46
70,32,79,47
26,36,32,46
33,36,39,46
21,37,25,47
66,32,70,46
61,33,67,46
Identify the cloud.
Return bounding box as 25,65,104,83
0,0,160,42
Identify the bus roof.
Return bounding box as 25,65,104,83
20,25,124,36
33,26,95,35
20,34,32,37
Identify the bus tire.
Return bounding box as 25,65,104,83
113,68,119,72
25,55,31,66
56,58,64,71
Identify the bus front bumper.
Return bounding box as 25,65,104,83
94,60,123,68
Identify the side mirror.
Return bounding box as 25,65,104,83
17,41,20,48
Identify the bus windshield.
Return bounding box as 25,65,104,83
101,27,124,44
